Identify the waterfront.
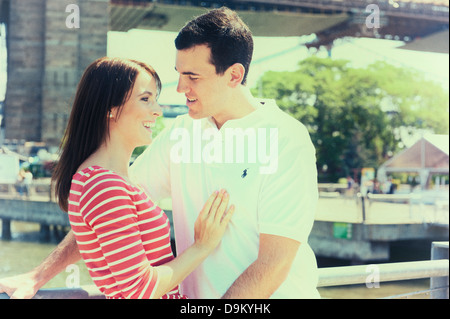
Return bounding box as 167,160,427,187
0,219,432,299
0,221,93,289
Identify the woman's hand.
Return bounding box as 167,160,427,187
194,189,235,253
148,190,235,298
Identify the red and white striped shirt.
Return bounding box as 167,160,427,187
68,166,185,299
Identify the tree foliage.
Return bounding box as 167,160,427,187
252,57,449,182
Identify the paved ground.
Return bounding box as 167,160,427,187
316,196,449,225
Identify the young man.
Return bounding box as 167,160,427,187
0,7,320,299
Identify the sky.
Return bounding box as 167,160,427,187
106,29,449,106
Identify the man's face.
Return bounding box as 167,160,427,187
175,44,230,121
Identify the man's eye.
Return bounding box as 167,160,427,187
189,76,199,81
141,97,149,102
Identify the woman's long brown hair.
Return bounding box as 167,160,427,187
52,57,161,212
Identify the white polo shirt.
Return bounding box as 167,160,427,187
130,99,320,299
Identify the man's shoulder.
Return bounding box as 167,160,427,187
259,99,311,145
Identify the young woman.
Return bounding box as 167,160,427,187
52,57,234,299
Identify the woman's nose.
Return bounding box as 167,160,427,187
151,103,162,118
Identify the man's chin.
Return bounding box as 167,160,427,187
188,109,204,119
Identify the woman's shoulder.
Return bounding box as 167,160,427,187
74,165,115,183
73,166,133,193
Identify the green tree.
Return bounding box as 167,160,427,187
366,61,449,134
252,57,449,182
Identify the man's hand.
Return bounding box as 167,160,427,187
0,272,40,299
0,231,82,299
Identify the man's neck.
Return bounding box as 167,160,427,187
212,87,258,129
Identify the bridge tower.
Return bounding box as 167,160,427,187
3,0,108,147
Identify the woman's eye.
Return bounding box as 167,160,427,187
141,97,149,102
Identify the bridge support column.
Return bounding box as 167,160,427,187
39,223,50,242
4,0,108,148
1,218,11,240
41,0,109,146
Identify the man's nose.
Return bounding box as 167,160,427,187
176,77,188,94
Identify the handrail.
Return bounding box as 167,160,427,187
367,193,422,201
317,259,449,287
1,259,447,299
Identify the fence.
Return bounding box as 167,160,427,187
1,242,447,299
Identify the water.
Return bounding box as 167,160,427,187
0,220,93,289
318,279,429,299
0,220,430,298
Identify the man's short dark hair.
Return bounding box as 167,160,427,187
175,7,253,85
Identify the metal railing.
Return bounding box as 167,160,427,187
318,241,449,299
317,259,449,298
1,242,447,299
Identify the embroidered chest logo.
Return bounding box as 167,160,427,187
241,168,250,178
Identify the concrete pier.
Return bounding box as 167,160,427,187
0,196,175,242
310,196,449,262
0,198,70,240
1,194,448,261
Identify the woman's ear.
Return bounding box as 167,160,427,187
227,63,245,88
109,106,119,121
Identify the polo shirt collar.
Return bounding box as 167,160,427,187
204,99,277,131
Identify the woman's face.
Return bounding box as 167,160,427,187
111,71,162,148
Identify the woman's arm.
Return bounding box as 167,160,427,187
80,177,233,299
152,189,234,299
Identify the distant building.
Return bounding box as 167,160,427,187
377,134,449,190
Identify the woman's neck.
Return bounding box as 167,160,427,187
79,139,133,182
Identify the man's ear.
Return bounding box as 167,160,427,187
227,63,245,88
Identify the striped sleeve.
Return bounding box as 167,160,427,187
79,173,159,299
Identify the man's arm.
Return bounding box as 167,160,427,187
222,233,299,299
0,230,81,299
223,120,318,299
